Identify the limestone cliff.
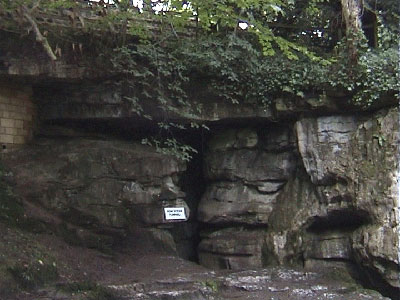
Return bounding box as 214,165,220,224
0,36,399,299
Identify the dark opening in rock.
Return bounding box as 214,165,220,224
307,210,371,233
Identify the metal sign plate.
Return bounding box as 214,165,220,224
164,207,186,220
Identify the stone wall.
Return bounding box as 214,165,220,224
0,81,36,152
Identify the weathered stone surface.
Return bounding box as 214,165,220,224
352,225,400,289
196,108,399,297
2,138,188,231
254,181,286,193
258,125,296,152
346,108,400,289
205,149,295,182
304,232,352,260
198,127,298,269
0,33,103,81
108,267,390,300
264,169,322,265
293,109,400,292
1,57,95,80
1,28,398,299
274,94,340,117
348,108,399,222
208,128,258,151
198,182,277,225
296,115,358,185
198,228,265,270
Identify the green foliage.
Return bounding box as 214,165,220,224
1,0,398,159
108,25,398,132
329,46,399,106
7,260,58,290
142,137,198,162
107,0,398,110
200,279,219,292
110,42,191,119
110,42,202,161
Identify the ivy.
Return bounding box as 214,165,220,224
108,28,398,128
142,137,198,162
332,47,399,106
1,0,398,160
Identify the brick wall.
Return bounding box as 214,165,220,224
0,81,36,152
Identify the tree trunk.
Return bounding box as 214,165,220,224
340,0,363,63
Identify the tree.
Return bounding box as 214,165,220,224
0,0,398,111
340,0,362,63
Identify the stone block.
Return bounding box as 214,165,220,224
304,233,351,260
14,120,23,129
10,112,25,120
11,98,24,107
13,135,25,144
205,149,295,182
198,228,265,270
0,134,13,144
5,127,18,135
198,181,277,225
5,104,18,112
0,95,10,104
208,128,258,151
16,128,28,136
0,118,14,128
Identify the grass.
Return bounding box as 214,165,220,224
7,260,58,290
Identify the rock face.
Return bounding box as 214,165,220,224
1,85,398,298
31,80,353,124
295,115,358,185
2,137,194,257
196,108,399,298
0,30,398,300
198,126,297,269
348,109,400,290
198,228,266,269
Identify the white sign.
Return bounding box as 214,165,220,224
164,207,186,220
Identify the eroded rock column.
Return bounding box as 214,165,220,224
197,126,296,269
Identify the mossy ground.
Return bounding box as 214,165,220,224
0,223,58,297
0,161,112,299
0,221,126,299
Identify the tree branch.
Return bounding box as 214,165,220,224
22,6,57,61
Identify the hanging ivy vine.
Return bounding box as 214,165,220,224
0,0,398,159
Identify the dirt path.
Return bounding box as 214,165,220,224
0,223,391,300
